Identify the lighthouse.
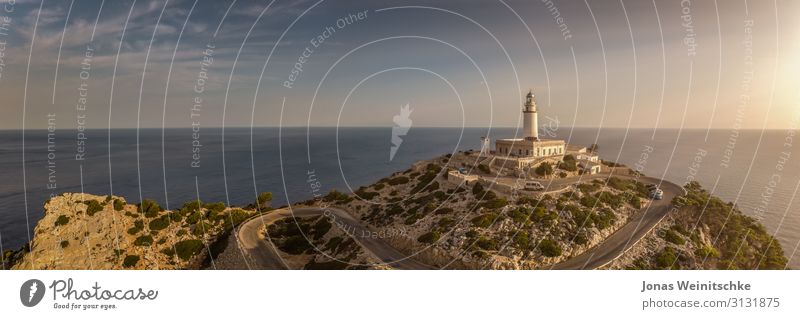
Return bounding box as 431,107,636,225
522,90,538,140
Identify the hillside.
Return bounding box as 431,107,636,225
608,182,788,270
5,193,256,270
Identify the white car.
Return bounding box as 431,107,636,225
524,181,545,191
650,188,664,200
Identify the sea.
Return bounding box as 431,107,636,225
1,127,798,268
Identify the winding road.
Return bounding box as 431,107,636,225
236,175,683,270
550,176,684,269
236,207,434,270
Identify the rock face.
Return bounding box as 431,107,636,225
12,193,251,270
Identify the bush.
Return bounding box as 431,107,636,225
174,239,204,260
535,162,553,176
471,213,498,228
122,255,140,268
471,182,484,196
539,239,562,257
417,231,441,244
481,197,508,209
278,236,312,255
663,229,685,245
84,200,104,216
257,192,273,208
127,220,144,235
193,222,213,236
324,190,352,203
186,211,203,225
513,232,530,249
655,247,678,269
387,176,410,185
223,209,250,230
148,215,171,231
113,199,126,211
474,236,499,251
134,235,153,246
311,218,332,240
60,240,69,248
139,199,162,218
477,164,491,174
629,195,642,209
558,159,577,172
355,189,380,200
204,202,226,213
54,215,70,227
180,200,203,214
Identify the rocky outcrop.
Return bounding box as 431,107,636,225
11,193,253,270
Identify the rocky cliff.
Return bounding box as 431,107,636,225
8,193,255,270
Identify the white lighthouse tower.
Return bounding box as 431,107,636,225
522,90,538,140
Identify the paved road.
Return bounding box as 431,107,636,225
551,176,684,269
236,207,434,270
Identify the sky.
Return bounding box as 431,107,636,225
0,0,798,130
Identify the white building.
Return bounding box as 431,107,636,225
493,91,566,168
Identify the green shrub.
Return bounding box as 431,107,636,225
257,192,273,208
186,211,203,225
655,247,678,269
663,229,685,245
478,164,491,174
539,239,562,257
695,245,719,259
535,162,553,176
513,232,530,249
139,199,162,218
223,209,250,230
580,195,600,208
471,182,484,195
84,200,104,216
471,213,498,228
148,215,171,231
174,239,204,260
113,199,126,211
355,189,380,200
134,235,153,246
193,222,213,236
122,255,140,268
417,231,440,244
437,217,455,230
592,209,617,230
180,200,203,214
481,197,508,209
312,218,332,240
127,220,144,235
387,176,410,185
629,195,642,209
204,202,226,213
278,236,312,255
558,159,577,172
324,190,351,203
474,236,498,250
54,215,70,227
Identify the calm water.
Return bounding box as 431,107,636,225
1,127,798,268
